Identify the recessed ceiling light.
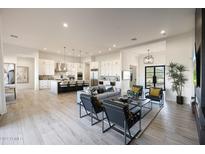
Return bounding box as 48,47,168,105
113,44,116,48
43,48,47,50
63,22,68,28
160,30,166,35
99,50,102,53
108,48,112,51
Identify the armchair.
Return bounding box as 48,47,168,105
145,87,164,107
102,99,141,144
80,93,104,125
127,85,143,99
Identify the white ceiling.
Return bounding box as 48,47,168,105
1,8,195,57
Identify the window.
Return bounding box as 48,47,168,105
145,65,165,90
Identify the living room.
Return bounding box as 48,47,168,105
0,4,204,148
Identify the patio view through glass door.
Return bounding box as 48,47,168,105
145,65,165,90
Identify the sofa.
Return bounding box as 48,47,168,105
76,85,121,104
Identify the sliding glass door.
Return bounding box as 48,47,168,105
145,65,165,90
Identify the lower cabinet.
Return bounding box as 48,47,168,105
39,80,51,89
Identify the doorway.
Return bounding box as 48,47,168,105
130,65,137,88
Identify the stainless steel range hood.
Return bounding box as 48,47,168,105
55,63,67,72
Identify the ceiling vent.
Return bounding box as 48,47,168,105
10,35,18,39
131,37,137,41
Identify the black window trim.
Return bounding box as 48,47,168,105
145,65,166,90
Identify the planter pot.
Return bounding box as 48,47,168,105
176,96,184,104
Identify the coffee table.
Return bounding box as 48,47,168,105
118,95,152,118
130,98,152,118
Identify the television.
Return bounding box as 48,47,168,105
194,46,202,106
122,70,130,80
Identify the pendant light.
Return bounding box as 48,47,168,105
144,49,154,64
62,46,67,71
72,49,75,67
79,50,82,69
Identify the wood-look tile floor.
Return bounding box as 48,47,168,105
0,90,199,145
133,99,199,144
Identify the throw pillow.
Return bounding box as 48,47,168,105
150,88,161,97
91,88,98,95
97,86,106,94
106,87,114,92
132,87,140,93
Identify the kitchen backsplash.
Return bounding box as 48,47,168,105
39,75,54,80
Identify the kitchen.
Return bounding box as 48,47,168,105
39,50,90,94
39,51,122,94
90,60,121,89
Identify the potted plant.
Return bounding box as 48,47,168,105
168,62,188,104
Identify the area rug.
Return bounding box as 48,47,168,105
80,102,163,144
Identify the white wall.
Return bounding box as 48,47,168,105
94,51,121,62
39,51,80,63
120,51,138,94
0,13,7,115
120,32,194,104
4,57,35,90
120,40,166,94
165,32,195,103
3,43,39,90
137,52,166,86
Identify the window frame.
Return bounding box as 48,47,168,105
145,65,165,90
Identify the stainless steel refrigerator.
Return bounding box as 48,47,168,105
90,69,98,86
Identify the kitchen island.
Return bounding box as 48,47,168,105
50,80,89,94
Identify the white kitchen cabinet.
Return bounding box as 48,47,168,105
99,60,120,77
103,80,110,86
76,63,84,72
39,59,55,75
66,63,76,76
112,61,116,76
100,62,105,76
113,60,120,76
90,62,98,69
104,62,109,76
39,80,51,89
107,61,112,76
39,60,45,75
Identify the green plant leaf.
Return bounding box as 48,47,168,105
167,62,188,96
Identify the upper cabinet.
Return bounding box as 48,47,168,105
76,63,84,72
39,59,55,75
66,63,76,76
100,62,105,76
90,62,99,69
99,60,120,76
